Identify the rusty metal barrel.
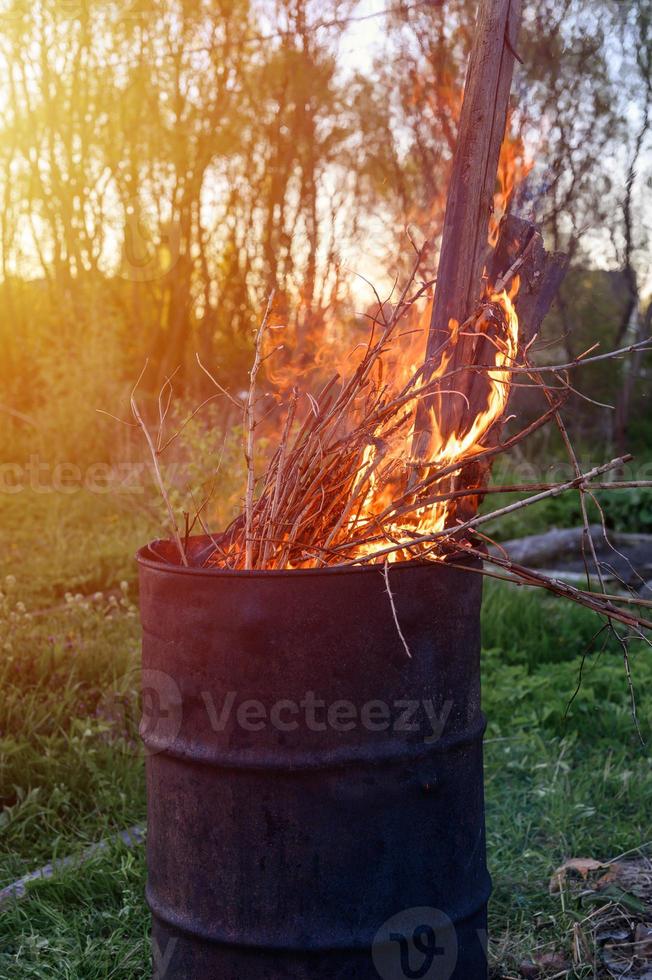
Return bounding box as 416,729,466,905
137,536,490,980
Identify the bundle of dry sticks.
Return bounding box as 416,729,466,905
123,230,652,643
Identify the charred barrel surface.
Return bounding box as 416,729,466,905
137,537,489,980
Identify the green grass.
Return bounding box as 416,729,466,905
0,844,149,980
482,619,651,975
0,490,158,605
0,491,650,978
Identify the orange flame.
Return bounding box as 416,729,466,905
353,280,520,559
489,118,533,247
210,111,526,568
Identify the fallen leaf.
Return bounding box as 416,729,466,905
550,857,607,893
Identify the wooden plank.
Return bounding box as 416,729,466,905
412,0,522,458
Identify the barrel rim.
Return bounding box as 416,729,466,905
136,534,481,580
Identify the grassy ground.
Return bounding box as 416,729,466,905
0,490,650,979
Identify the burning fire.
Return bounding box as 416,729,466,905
352,278,520,560
206,133,525,570
207,269,521,569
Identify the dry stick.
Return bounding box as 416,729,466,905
385,479,652,506
191,496,224,558
532,366,605,593
476,552,652,633
491,233,538,294
443,545,647,629
189,431,233,559
157,393,226,454
344,476,644,537
156,369,177,443
452,455,630,536
129,366,188,567
589,494,652,596
260,386,299,568
383,561,412,659
468,337,652,375
244,293,274,570
195,352,244,410
532,362,643,739
582,486,648,734
386,337,652,393
0,402,38,428
443,550,652,633
375,332,645,428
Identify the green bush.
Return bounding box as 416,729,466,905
595,487,652,534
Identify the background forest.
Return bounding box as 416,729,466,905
0,0,650,478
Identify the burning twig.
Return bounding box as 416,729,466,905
470,337,652,375
341,457,634,566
